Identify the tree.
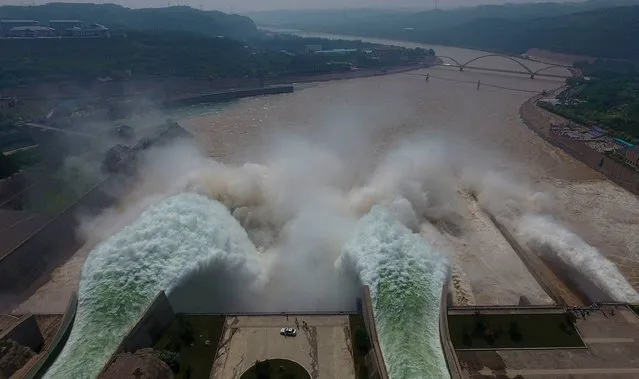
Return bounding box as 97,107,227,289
155,350,180,373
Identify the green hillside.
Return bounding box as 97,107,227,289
0,3,258,39
251,2,639,61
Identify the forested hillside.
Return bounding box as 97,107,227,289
251,1,639,61
0,3,258,39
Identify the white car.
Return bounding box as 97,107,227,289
280,327,297,337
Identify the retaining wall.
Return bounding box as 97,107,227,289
164,85,294,108
487,211,608,305
520,98,639,195
487,212,566,305
361,286,389,379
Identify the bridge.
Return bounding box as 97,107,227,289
436,54,574,79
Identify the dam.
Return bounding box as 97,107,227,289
2,34,639,379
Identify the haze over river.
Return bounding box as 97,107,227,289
16,34,639,315
183,32,639,304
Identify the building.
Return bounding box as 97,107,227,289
48,20,83,36
0,19,38,37
68,24,110,38
313,48,358,55
623,146,639,167
7,26,56,38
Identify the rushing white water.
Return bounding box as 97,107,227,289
45,192,264,378
517,214,639,303
338,206,450,379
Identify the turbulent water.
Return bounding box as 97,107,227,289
339,206,450,379
517,214,639,303
45,193,263,378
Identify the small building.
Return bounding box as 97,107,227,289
313,48,358,55
7,26,56,38
372,46,404,59
69,24,110,38
0,19,39,37
49,19,83,36
623,146,639,167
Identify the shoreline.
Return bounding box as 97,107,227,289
519,95,639,196
267,62,435,86
3,63,435,103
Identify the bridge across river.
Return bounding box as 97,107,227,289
436,53,574,79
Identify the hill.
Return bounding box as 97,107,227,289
249,0,639,29
0,3,258,39
250,1,639,61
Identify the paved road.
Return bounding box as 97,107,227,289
211,315,355,379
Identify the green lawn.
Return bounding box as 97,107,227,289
240,359,310,379
448,313,585,349
153,314,225,379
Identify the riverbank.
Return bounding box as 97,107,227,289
268,62,436,86
519,95,639,196
163,62,435,107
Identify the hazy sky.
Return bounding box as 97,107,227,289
0,0,581,12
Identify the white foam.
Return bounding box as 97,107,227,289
517,214,639,303
45,193,264,378
338,206,450,379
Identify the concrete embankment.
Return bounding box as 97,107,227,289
164,85,294,108
520,95,639,196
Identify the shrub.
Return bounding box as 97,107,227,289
155,350,180,373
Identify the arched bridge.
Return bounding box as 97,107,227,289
437,54,573,79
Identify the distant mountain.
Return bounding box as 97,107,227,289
0,3,258,40
423,6,639,60
248,0,639,29
250,1,639,61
